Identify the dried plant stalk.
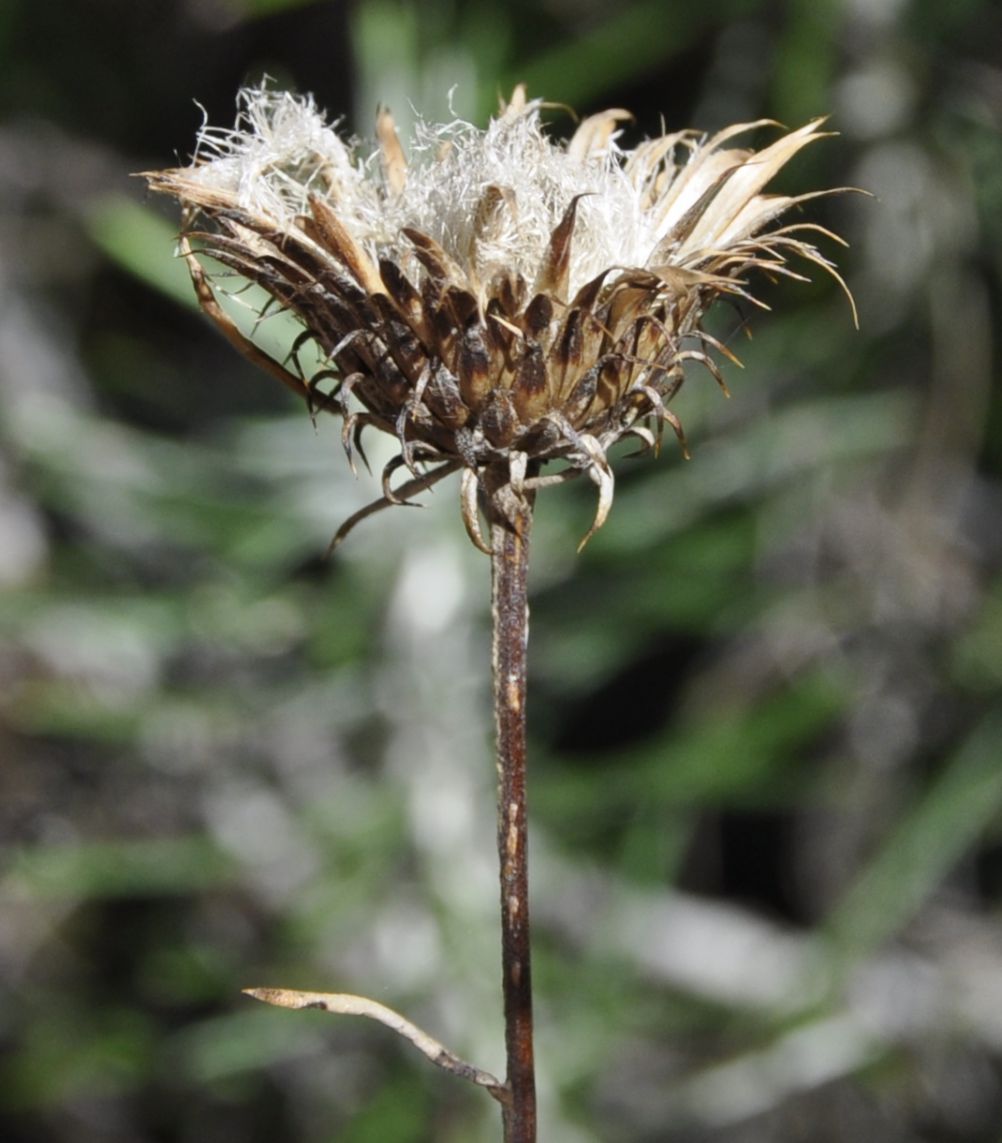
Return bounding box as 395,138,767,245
142,83,856,1142
487,462,537,1141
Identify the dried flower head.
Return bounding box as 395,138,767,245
144,85,853,551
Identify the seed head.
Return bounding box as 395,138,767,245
144,85,853,551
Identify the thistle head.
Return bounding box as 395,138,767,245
144,84,854,552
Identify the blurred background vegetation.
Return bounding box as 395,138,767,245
2,0,1001,1140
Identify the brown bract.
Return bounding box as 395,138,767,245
143,87,854,553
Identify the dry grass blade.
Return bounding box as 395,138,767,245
244,988,507,1100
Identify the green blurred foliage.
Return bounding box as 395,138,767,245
1,0,1002,1140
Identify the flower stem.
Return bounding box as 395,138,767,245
488,470,537,1143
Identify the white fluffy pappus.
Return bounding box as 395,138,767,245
181,84,847,308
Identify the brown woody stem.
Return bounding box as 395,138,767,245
487,465,537,1143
